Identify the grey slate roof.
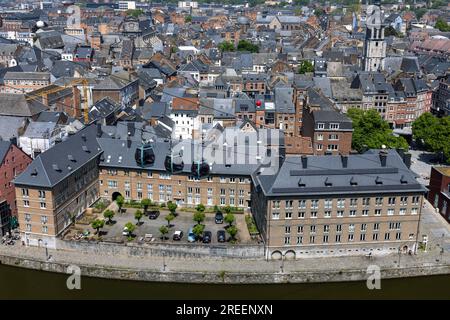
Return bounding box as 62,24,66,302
14,125,102,188
0,140,11,163
0,94,47,117
254,150,426,197
274,86,294,113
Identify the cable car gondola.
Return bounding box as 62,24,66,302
135,143,155,167
164,152,184,173
191,159,210,178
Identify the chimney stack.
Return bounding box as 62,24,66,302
403,152,412,169
301,155,307,169
96,122,102,137
341,154,348,168
379,150,388,167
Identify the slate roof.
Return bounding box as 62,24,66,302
0,140,11,164
254,150,426,197
22,121,58,138
14,125,102,188
274,86,294,113
89,97,120,122
0,93,47,117
313,110,353,130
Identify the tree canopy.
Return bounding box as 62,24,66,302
412,113,450,163
126,9,143,18
435,18,450,32
218,41,235,52
347,108,409,152
298,60,314,74
237,40,259,53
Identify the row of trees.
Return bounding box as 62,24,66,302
347,108,409,152
218,40,259,53
412,113,450,163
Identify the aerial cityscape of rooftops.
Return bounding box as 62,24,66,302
0,0,449,298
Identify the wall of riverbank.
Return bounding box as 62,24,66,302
1,253,449,284
57,239,265,259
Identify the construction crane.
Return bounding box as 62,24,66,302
25,78,90,124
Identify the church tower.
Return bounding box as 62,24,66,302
363,0,386,71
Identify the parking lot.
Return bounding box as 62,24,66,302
89,207,250,245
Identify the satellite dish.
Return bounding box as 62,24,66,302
36,21,45,28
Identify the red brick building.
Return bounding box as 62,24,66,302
428,166,450,223
0,140,32,235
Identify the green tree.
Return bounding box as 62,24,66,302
167,201,178,216
185,15,192,23
298,60,314,74
103,209,115,224
347,108,409,152
159,225,169,240
124,222,136,236
237,40,259,53
314,8,325,17
226,225,238,241
192,224,205,240
193,211,205,225
218,41,235,52
116,195,124,213
435,18,450,32
91,219,104,234
195,203,205,213
165,213,175,227
135,210,144,225
126,9,143,18
385,26,400,37
141,198,151,211
224,213,235,228
413,113,450,162
223,205,232,215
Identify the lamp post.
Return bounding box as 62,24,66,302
162,252,167,272
280,253,285,273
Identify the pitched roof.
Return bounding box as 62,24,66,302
0,93,47,117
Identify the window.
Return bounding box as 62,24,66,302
317,134,323,141
388,197,396,205
335,234,341,243
400,196,408,205
272,201,280,209
362,198,370,206
285,212,292,219
324,211,331,218
323,235,329,243
285,200,293,208
396,232,401,240
411,208,418,215
317,144,323,151
323,225,330,233
298,212,305,219
317,123,325,129
310,225,316,233
360,234,366,241
349,210,356,217
309,236,315,244
387,209,394,216
336,224,342,232
337,198,345,208
348,224,355,232
23,200,29,207
375,197,383,206
348,234,354,242
399,208,406,216
297,236,303,244
285,226,291,234
311,200,319,209
272,212,280,219
361,223,367,232
310,211,317,218
375,209,381,216
108,180,118,188
329,134,338,140
324,199,332,209
41,216,48,224
25,214,31,222
42,226,48,234
337,210,344,217
373,233,379,241
362,210,369,216
26,224,32,232
327,144,338,151
384,233,390,241
284,237,290,245
330,123,339,130
373,223,380,231
350,198,358,207
297,225,303,234
412,196,420,205
299,200,306,209
22,188,29,197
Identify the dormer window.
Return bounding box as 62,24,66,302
317,123,325,129
330,123,339,130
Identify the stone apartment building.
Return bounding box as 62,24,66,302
251,149,426,259
428,166,450,223
14,125,102,248
2,72,51,94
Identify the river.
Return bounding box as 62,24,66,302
0,264,449,299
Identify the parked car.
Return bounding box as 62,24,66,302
202,231,212,243
173,230,183,241
217,230,226,243
187,228,196,242
122,227,129,236
147,210,160,219
215,211,224,224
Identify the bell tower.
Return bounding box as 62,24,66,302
363,0,386,71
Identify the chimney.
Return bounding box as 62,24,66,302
341,154,348,168
396,148,405,159
379,150,388,167
301,155,307,169
96,122,102,137
127,122,135,137
9,136,17,146
127,137,132,148
403,152,412,169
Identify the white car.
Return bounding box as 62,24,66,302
122,227,129,236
